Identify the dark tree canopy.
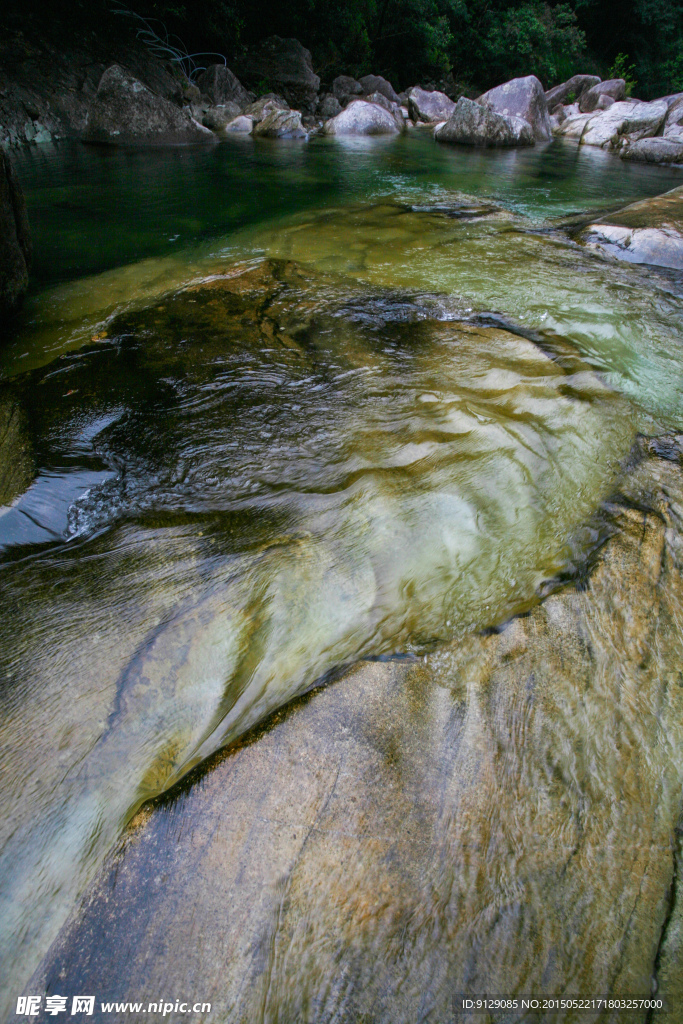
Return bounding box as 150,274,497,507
5,0,683,97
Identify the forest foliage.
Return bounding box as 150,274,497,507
130,0,683,98
12,0,683,100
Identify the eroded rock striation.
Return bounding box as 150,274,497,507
29,437,683,1019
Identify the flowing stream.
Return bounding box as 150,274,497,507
1,133,683,1013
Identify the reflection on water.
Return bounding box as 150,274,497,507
1,136,683,1013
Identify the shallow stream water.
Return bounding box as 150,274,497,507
1,133,683,1014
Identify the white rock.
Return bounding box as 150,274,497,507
323,99,403,136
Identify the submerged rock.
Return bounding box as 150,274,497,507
323,99,403,136
0,150,32,317
435,96,534,147
29,440,683,1018
406,86,455,123
580,184,683,269
477,74,551,141
84,65,215,146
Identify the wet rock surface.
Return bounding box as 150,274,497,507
29,439,683,1023
0,150,32,317
580,184,683,269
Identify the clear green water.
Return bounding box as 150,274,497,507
1,134,683,1012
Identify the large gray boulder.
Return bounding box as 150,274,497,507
236,37,320,115
195,65,251,110
243,93,290,123
620,137,683,165
579,79,626,113
364,91,400,114
0,150,32,318
201,104,242,131
545,74,601,109
331,75,363,106
407,86,455,123
252,108,307,138
317,93,342,119
580,100,667,148
323,99,403,135
359,75,400,104
84,65,215,146
435,96,534,147
477,75,550,141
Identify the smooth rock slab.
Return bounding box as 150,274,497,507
435,96,534,147
29,443,683,1022
621,137,683,164
581,184,683,268
581,100,667,148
